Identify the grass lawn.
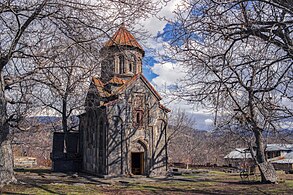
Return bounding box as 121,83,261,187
1,169,293,194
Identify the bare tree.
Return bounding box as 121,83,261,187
31,45,99,152
167,110,196,168
168,111,236,167
162,0,292,183
0,0,163,185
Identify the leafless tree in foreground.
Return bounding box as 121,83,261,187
31,45,100,153
162,0,293,183
167,110,197,168
168,111,246,167
0,0,164,185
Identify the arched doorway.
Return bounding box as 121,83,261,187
130,140,147,175
131,152,144,175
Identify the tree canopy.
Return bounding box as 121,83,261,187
162,0,292,183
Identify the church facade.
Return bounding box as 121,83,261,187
79,24,170,177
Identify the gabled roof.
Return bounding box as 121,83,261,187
107,75,126,85
114,73,162,101
104,23,144,52
93,77,104,88
92,77,111,97
91,74,162,100
140,74,162,100
159,103,171,113
266,144,293,152
90,74,171,113
224,148,252,159
225,144,293,160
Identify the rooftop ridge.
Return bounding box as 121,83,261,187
104,24,144,52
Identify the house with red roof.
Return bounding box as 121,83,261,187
79,24,170,177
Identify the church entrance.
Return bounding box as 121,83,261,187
131,152,144,175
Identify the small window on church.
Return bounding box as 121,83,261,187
135,110,143,127
129,61,132,72
136,112,140,124
119,55,125,74
129,54,136,73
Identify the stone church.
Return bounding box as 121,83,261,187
79,24,170,177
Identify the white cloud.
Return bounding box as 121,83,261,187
205,119,214,125
138,2,293,132
161,97,215,130
138,0,216,130
151,62,186,88
140,0,181,36
150,61,215,130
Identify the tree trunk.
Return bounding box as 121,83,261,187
0,71,16,186
254,130,277,183
62,98,69,154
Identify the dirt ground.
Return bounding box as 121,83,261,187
1,168,293,194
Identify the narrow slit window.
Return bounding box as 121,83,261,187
129,54,136,73
119,55,125,73
135,111,143,127
129,61,132,72
133,55,136,73
136,112,140,124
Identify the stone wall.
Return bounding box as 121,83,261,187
79,108,106,175
100,46,143,83
105,77,168,176
14,157,37,168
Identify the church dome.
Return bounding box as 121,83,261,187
104,23,144,55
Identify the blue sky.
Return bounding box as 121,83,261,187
140,15,215,131
138,0,293,133
142,55,159,81
141,6,293,131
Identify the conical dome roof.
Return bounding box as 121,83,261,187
104,23,144,52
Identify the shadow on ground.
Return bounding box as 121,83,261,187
1,168,292,194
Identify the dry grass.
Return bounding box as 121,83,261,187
1,168,293,194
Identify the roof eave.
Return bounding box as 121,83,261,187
140,74,162,101
102,45,145,56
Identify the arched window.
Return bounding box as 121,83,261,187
136,112,140,124
119,55,125,74
137,57,141,73
129,54,136,73
135,110,143,127
129,61,132,72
